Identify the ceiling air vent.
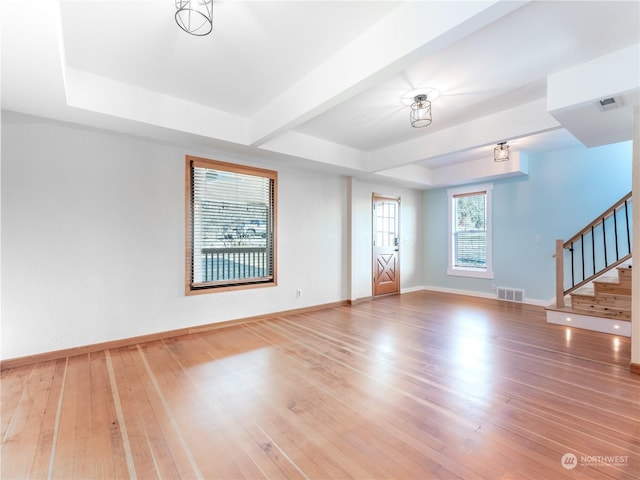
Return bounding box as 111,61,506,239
597,96,620,112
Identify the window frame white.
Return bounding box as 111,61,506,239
446,183,494,279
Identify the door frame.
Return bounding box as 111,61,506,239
372,194,401,296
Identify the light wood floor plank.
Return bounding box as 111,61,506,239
114,345,181,479
48,354,80,479
70,352,93,479
27,359,67,479
1,361,59,479
134,343,206,479
102,350,136,479
1,364,34,440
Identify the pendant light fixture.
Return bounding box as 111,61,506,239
410,94,432,128
494,142,510,162
175,0,213,36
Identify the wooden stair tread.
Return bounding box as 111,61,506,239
572,286,594,296
570,290,630,300
571,291,630,299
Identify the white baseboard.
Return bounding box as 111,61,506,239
421,285,551,307
400,285,427,294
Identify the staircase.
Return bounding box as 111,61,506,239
546,192,633,336
546,264,632,336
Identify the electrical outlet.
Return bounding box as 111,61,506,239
490,283,496,291
296,289,302,298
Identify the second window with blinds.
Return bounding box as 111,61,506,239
447,183,494,279
185,156,277,294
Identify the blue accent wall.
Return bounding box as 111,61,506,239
423,141,632,302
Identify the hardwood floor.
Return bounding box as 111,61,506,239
2,291,638,479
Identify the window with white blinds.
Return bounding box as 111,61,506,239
453,192,486,267
447,183,494,279
186,156,277,294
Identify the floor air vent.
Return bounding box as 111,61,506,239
497,287,525,303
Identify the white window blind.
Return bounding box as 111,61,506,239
187,157,276,292
453,191,487,268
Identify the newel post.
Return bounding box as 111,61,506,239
555,239,565,308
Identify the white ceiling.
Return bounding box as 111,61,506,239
2,0,639,189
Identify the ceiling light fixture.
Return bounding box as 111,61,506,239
176,0,213,36
494,142,510,162
410,94,432,128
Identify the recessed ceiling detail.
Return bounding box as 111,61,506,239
1,0,638,189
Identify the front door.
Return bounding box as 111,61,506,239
373,195,400,296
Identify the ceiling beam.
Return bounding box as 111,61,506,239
367,98,560,172
248,0,529,147
258,131,367,172
64,68,249,145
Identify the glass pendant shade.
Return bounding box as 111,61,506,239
176,0,213,36
410,94,432,128
494,142,510,162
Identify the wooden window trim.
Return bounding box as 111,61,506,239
185,155,278,295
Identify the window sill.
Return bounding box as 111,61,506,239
447,267,494,279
